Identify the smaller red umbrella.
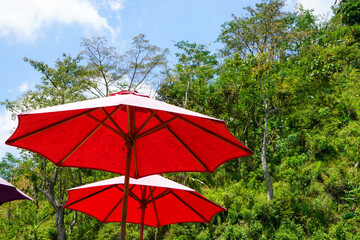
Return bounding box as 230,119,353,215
64,175,226,239
0,177,33,205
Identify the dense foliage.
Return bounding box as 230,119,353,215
2,0,360,239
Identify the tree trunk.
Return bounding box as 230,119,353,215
68,211,77,235
261,112,274,200
7,202,11,224
259,75,274,201
40,166,66,240
184,79,190,108
55,207,66,240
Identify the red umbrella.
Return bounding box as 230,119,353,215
0,177,33,205
6,90,252,239
64,175,226,240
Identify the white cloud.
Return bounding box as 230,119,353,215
0,110,18,158
18,82,29,93
0,0,115,42
108,0,125,10
289,0,334,18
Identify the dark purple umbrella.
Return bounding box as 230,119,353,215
0,177,33,205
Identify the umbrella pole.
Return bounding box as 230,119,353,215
140,204,145,240
120,141,133,240
140,207,145,240
139,186,147,240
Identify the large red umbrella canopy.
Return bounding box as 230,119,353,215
6,90,252,239
64,175,226,239
6,91,252,178
0,177,33,205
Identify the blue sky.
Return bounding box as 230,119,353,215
0,0,334,157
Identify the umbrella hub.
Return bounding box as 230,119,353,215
109,90,150,98
125,136,134,148
139,199,148,209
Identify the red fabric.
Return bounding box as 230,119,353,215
6,94,253,178
64,175,226,227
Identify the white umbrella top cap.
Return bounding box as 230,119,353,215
68,175,194,192
109,90,150,98
20,90,222,122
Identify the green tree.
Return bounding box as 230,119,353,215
0,153,20,181
218,0,296,200
339,0,360,26
81,37,125,97
124,34,169,93
82,34,169,97
2,54,91,240
158,41,217,112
